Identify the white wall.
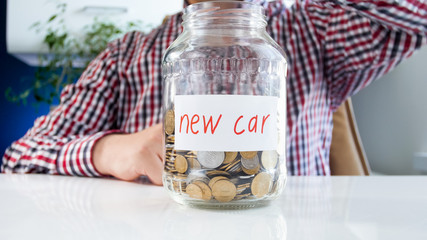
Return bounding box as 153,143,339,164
7,0,183,54
352,47,427,175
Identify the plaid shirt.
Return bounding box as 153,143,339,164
2,0,426,176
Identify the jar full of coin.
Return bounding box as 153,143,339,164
162,1,287,208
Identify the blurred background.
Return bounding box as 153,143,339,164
1,0,426,175
352,47,427,175
0,0,182,166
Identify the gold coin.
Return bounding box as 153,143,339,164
251,172,272,198
173,185,186,193
173,173,188,180
235,193,251,200
240,151,257,159
212,180,237,203
186,183,203,199
187,158,201,169
165,110,175,135
242,164,260,175
174,155,188,174
223,152,238,164
223,158,240,171
188,150,197,155
236,183,251,189
167,136,175,140
166,163,175,168
206,170,231,178
193,181,212,201
172,180,186,193
224,160,242,174
208,176,228,189
261,150,278,170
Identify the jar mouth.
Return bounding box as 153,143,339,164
183,1,267,29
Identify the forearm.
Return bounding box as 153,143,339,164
333,0,427,34
314,0,427,107
2,45,119,176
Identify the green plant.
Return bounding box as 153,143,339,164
5,3,146,106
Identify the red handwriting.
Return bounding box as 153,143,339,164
248,116,257,132
234,114,270,135
180,114,223,134
180,113,271,135
203,115,222,134
180,114,189,133
190,115,199,134
261,114,270,134
234,116,245,135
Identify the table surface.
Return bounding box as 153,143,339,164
0,175,426,240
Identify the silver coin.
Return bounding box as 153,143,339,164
197,151,225,169
241,155,260,170
229,161,242,173
261,150,278,170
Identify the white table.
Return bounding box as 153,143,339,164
0,175,426,240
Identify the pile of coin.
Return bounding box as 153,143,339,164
164,109,280,203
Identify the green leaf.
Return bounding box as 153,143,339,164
29,21,41,29
44,32,57,49
19,90,30,99
34,79,41,88
6,1,151,108
48,14,57,22
4,87,13,101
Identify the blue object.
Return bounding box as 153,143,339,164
0,1,50,167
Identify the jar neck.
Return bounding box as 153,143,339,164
182,1,267,31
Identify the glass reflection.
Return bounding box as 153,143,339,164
3,174,287,239
162,205,287,240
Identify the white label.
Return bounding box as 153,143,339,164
175,95,278,151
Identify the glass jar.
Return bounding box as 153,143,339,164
162,1,287,208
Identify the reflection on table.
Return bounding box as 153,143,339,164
1,174,426,240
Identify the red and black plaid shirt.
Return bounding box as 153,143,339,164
2,0,426,176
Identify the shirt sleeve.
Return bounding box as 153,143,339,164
2,39,122,177
311,0,427,108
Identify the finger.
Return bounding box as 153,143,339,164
136,152,163,185
152,123,163,131
150,123,163,134
145,155,163,185
153,140,164,163
151,124,163,142
145,126,164,163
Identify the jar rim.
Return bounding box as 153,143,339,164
183,1,266,26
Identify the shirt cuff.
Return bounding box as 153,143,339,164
56,130,122,177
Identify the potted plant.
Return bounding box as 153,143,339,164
5,3,145,107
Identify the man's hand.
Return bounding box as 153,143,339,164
93,124,164,185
